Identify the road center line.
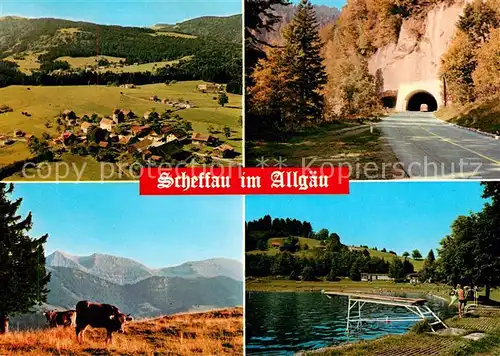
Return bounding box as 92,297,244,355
419,126,500,166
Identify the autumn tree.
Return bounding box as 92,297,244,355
249,0,327,134
440,30,477,104
457,0,499,44
0,184,50,333
245,0,291,78
473,28,500,99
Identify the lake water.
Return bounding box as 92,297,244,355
246,291,454,355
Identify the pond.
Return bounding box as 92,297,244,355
245,291,454,355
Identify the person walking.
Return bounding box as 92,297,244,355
457,284,466,318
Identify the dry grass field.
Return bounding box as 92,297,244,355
0,308,243,355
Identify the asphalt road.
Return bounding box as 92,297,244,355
377,112,500,179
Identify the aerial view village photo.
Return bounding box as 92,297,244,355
245,182,500,355
0,183,244,355
246,0,500,179
0,0,242,181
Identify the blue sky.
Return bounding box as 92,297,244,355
246,182,487,256
12,183,243,268
295,0,346,8
0,0,242,27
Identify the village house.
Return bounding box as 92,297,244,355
191,132,218,146
100,118,115,132
62,110,76,120
150,95,160,102
81,122,94,134
61,131,76,146
128,139,153,154
121,109,135,120
0,136,14,146
25,134,34,143
149,140,183,157
213,144,235,158
271,242,282,249
98,141,109,149
118,135,133,145
131,125,151,137
112,109,125,124
14,130,25,137
361,273,394,282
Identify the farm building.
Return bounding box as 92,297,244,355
119,135,132,145
191,133,218,146
131,125,151,137
121,109,135,120
0,105,13,114
112,109,125,124
14,130,25,137
128,139,153,154
361,273,394,282
271,242,282,248
100,118,115,132
62,110,76,120
81,122,94,134
0,136,14,146
61,132,76,146
98,141,109,148
213,144,235,158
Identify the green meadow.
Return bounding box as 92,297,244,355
0,80,242,179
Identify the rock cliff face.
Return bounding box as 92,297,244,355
368,0,470,110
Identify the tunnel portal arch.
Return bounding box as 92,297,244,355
406,91,438,112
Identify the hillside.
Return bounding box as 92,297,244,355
153,15,242,44
0,16,241,83
9,252,243,330
46,251,244,284
1,308,243,355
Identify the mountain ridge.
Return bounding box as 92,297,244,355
46,251,243,285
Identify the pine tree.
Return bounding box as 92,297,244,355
281,0,327,125
0,184,50,333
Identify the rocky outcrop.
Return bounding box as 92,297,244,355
368,0,471,110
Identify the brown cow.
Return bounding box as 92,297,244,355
43,310,76,328
75,300,133,343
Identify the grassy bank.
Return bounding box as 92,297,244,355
0,308,243,355
246,122,405,180
436,95,500,134
246,278,452,299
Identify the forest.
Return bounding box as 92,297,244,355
0,16,242,93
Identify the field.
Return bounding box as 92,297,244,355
55,56,125,68
97,56,194,73
4,51,46,74
150,31,197,39
0,81,242,180
248,238,424,270
0,308,243,355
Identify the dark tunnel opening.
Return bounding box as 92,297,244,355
382,96,397,109
406,92,438,112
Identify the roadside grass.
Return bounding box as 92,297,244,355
0,81,242,175
0,308,243,355
436,95,500,134
246,123,404,179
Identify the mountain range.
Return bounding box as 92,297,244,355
12,252,243,328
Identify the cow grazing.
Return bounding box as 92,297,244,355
75,301,133,343
43,310,76,328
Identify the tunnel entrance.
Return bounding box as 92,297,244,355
382,96,397,109
406,91,438,112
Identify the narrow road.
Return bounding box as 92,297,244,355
377,112,500,179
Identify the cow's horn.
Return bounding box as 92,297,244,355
109,315,115,320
